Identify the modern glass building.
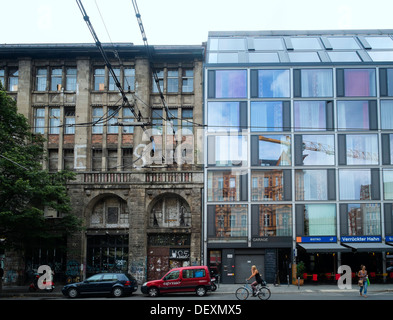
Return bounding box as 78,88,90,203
203,30,393,284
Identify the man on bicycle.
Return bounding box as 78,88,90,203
247,265,263,296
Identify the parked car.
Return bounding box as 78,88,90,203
62,273,138,298
141,266,212,297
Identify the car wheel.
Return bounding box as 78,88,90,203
196,286,206,297
67,288,79,298
112,287,123,298
148,287,159,297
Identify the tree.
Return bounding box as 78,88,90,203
0,85,81,250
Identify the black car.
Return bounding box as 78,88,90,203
62,273,138,298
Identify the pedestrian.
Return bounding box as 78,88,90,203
247,265,263,296
358,264,368,298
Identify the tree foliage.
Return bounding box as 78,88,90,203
0,85,81,250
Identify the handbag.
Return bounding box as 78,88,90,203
358,279,363,286
367,278,370,286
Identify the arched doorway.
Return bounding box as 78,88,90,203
147,193,191,280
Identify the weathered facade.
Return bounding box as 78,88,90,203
0,43,204,284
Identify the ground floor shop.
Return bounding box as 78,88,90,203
207,247,292,284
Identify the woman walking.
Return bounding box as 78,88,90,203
358,265,368,297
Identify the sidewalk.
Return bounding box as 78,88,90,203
1,282,393,298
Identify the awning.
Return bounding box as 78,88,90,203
342,242,393,252
298,243,351,253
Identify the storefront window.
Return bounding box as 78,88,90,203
256,204,292,236
346,204,381,236
304,204,336,236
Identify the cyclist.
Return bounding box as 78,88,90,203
247,265,263,296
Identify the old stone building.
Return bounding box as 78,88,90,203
0,43,204,283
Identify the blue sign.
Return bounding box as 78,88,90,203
340,236,381,243
299,236,337,243
386,236,393,242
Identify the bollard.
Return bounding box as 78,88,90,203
298,277,300,290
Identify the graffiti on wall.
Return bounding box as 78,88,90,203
130,259,146,284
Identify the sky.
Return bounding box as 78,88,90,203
1,0,393,46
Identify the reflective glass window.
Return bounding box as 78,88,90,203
337,101,370,130
254,135,291,166
213,135,247,166
300,69,333,97
365,36,393,49
251,101,283,132
327,51,361,62
294,101,326,131
344,69,376,97
327,37,360,49
251,170,284,201
295,170,328,201
339,169,371,200
300,134,335,165
255,204,292,237
256,69,290,97
207,102,242,132
383,169,393,200
368,51,393,62
215,70,247,98
291,37,322,50
345,134,379,165
254,38,284,50
345,203,381,236
288,52,320,63
208,204,248,239
304,204,336,236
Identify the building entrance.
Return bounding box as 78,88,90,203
235,254,264,283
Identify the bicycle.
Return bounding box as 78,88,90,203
235,280,271,300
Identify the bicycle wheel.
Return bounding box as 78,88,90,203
235,287,249,300
257,287,271,300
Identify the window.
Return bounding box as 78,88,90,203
124,68,135,91
207,171,247,201
48,149,58,172
94,68,105,91
298,69,333,97
365,36,393,49
64,107,75,134
182,69,194,93
0,69,4,87
183,269,205,279
383,169,393,200
181,109,193,134
8,69,18,92
338,69,376,97
327,51,361,62
167,70,179,93
63,149,74,170
107,107,119,134
254,38,285,50
208,204,248,238
92,107,104,134
34,108,45,134
51,68,62,91
209,38,246,51
344,204,381,236
295,170,329,200
251,101,288,132
327,37,360,50
36,68,47,91
213,70,247,98
291,37,322,50
337,101,377,131
296,134,335,166
122,148,133,169
66,68,77,91
252,135,291,166
294,101,328,131
251,69,290,98
381,100,393,129
209,135,247,167
251,170,284,201
49,108,60,134
122,107,134,134
107,149,118,171
304,204,336,236
92,149,102,171
152,70,164,93
207,101,246,132
339,169,373,200
287,52,320,63
344,134,379,165
108,68,120,91
107,207,118,224
164,270,180,280
152,108,163,135
254,204,292,237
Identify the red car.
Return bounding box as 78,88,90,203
141,266,212,297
